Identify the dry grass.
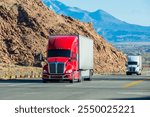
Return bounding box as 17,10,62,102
0,63,42,79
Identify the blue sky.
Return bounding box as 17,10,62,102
59,0,150,26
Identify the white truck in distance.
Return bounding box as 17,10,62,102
126,55,142,75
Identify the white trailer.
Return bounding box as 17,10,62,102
126,55,142,75
78,35,93,80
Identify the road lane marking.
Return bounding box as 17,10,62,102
66,85,121,89
0,83,29,87
24,92,40,95
123,80,144,88
118,92,150,96
7,83,32,87
66,82,83,87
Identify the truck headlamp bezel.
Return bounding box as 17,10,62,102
66,69,72,73
43,70,48,74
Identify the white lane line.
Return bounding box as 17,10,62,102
0,84,30,88
66,85,121,89
71,92,84,95
118,92,150,96
24,92,40,95
66,83,84,87
65,80,118,87
7,83,31,87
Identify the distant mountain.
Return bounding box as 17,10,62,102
42,0,150,42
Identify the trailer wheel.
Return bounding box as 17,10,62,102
85,76,91,81
86,70,93,81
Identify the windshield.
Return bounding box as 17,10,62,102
128,62,138,65
48,49,71,58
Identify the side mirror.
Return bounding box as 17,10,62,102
39,54,45,61
41,59,48,67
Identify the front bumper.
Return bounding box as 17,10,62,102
42,73,72,80
126,71,140,74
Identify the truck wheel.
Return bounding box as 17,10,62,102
137,73,141,75
126,72,132,75
78,72,82,82
70,78,75,83
70,80,74,83
70,74,75,83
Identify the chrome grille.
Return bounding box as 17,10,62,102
49,63,56,74
57,63,64,74
129,67,136,72
48,62,64,74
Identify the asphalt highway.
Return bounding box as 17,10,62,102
0,75,150,100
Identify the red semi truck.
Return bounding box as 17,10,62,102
42,35,93,83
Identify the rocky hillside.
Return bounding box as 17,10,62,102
0,0,126,73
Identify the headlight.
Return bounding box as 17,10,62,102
66,69,72,73
43,70,48,74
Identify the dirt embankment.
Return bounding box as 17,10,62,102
0,0,126,73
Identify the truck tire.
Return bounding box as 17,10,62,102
137,73,141,75
70,80,74,83
86,77,91,81
126,72,132,75
86,77,92,81
70,74,75,83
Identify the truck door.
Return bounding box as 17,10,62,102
71,53,78,70
71,42,78,71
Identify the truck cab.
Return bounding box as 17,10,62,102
126,55,142,75
42,35,93,83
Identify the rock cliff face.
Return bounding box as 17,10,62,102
0,0,126,73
